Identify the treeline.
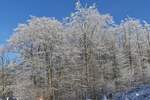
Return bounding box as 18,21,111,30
1,2,150,100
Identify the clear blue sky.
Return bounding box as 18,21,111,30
0,0,149,44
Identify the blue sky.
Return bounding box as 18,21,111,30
0,0,149,44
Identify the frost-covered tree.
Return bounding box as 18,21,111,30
63,2,117,99
0,47,14,98
8,16,64,100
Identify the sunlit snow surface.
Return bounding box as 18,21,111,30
114,85,150,100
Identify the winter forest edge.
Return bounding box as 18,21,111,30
0,1,150,100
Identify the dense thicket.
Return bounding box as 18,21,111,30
0,2,150,100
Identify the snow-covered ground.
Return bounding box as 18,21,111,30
114,85,150,100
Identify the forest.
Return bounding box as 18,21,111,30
1,2,150,100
